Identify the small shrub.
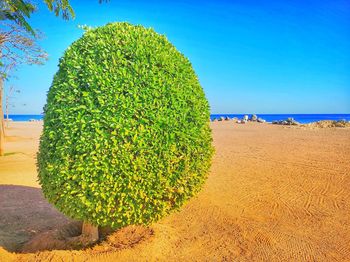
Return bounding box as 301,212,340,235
37,22,213,229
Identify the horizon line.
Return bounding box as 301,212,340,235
5,113,350,115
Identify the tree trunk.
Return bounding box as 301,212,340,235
5,89,9,128
82,221,99,242
0,77,4,156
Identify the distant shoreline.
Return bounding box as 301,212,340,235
210,114,350,124
4,114,350,124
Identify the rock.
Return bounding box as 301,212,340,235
224,116,231,121
250,114,258,121
257,118,266,123
334,119,349,127
272,118,300,126
305,120,350,128
218,116,225,121
288,118,300,125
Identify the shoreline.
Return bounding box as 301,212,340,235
5,114,350,125
4,118,350,130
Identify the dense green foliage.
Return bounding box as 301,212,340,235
37,22,213,229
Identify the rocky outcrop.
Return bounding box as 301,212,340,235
218,116,225,121
212,114,266,124
272,117,300,126
250,114,258,121
304,120,350,128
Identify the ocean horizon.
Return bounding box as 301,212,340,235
4,114,350,124
210,114,350,124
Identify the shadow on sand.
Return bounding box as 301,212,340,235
0,185,73,252
0,185,154,254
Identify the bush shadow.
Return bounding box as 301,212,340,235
0,185,73,252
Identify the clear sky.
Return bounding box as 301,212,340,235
5,0,350,114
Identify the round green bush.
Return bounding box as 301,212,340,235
37,22,213,229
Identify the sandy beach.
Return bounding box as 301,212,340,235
0,121,349,261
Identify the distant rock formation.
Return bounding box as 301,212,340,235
304,120,350,128
218,116,225,121
272,117,300,126
250,114,258,121
211,114,267,124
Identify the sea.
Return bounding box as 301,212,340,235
210,114,350,123
4,114,350,124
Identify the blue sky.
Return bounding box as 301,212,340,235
5,0,350,114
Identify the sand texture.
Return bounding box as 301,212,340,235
0,121,350,261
